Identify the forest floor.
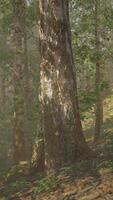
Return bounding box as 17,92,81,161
1,94,113,200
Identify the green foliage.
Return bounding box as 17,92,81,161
79,91,96,120
32,175,58,197
105,132,113,154
59,165,78,176
0,178,29,198
26,0,37,27
95,81,109,93
32,165,83,197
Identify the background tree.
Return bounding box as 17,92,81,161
12,0,26,163
94,0,103,142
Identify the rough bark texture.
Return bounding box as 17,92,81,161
38,0,91,171
31,138,45,172
94,0,103,142
13,0,26,164
31,103,45,172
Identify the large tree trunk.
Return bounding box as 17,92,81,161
13,0,26,164
94,0,103,142
38,0,91,171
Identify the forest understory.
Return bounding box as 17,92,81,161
1,93,113,200
1,0,113,199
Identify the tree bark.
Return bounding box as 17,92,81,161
38,0,91,171
13,0,26,164
22,2,34,160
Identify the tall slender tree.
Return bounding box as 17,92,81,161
37,0,91,171
13,0,26,163
23,1,33,159
94,0,103,142
0,67,6,107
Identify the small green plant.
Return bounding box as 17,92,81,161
59,165,78,176
32,174,58,197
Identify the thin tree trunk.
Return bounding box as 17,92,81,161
94,0,103,142
0,67,6,107
23,3,34,160
13,0,26,164
37,0,92,171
